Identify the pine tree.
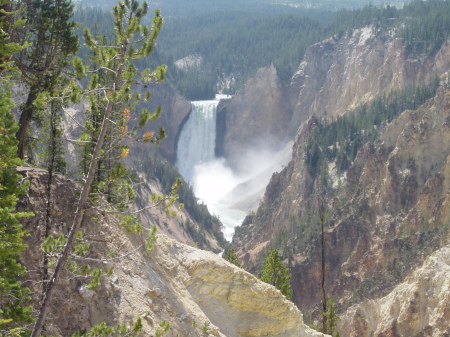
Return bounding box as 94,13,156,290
0,83,34,337
7,0,78,159
29,1,170,335
223,248,242,268
324,298,340,336
260,248,292,299
0,3,34,332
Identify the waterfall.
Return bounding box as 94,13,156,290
176,96,292,241
176,98,293,241
176,99,247,241
176,100,219,184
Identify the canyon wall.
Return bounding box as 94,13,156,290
231,25,450,332
216,64,292,170
17,168,327,337
288,27,448,132
218,27,450,167
135,82,192,163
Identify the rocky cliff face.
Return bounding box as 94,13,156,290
232,73,450,332
339,244,450,337
135,82,191,163
289,27,450,134
17,168,326,337
217,28,450,167
216,64,292,170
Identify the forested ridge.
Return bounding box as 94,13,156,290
74,0,450,99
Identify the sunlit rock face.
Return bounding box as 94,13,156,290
18,168,327,337
339,244,450,337
289,27,450,135
234,48,450,324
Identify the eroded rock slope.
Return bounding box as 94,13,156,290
233,80,450,331
18,168,326,337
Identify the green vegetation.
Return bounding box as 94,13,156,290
260,248,293,299
324,298,340,336
305,76,440,175
158,12,325,98
0,2,34,333
72,1,450,100
223,248,242,268
72,8,327,99
327,0,450,57
308,298,340,336
2,0,175,335
10,0,78,159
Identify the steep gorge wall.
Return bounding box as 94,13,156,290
289,27,450,134
236,84,450,326
135,82,191,163
17,168,326,337
216,64,292,169
339,244,450,337
217,27,450,167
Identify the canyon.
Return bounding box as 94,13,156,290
227,26,450,335
11,7,450,337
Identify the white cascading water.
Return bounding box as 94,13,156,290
176,98,293,241
176,101,218,183
176,99,246,241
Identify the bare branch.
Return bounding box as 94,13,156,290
71,243,145,262
89,199,167,215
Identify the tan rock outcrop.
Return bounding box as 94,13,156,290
339,244,450,337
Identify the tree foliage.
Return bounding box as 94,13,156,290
324,298,340,336
260,249,292,299
223,248,242,268
0,3,33,333
72,0,450,100
305,77,441,176
7,0,78,159
28,0,172,335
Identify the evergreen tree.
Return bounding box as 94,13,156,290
260,249,292,299
0,76,34,337
29,1,171,335
324,298,340,336
7,0,78,159
0,3,34,333
223,248,242,268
